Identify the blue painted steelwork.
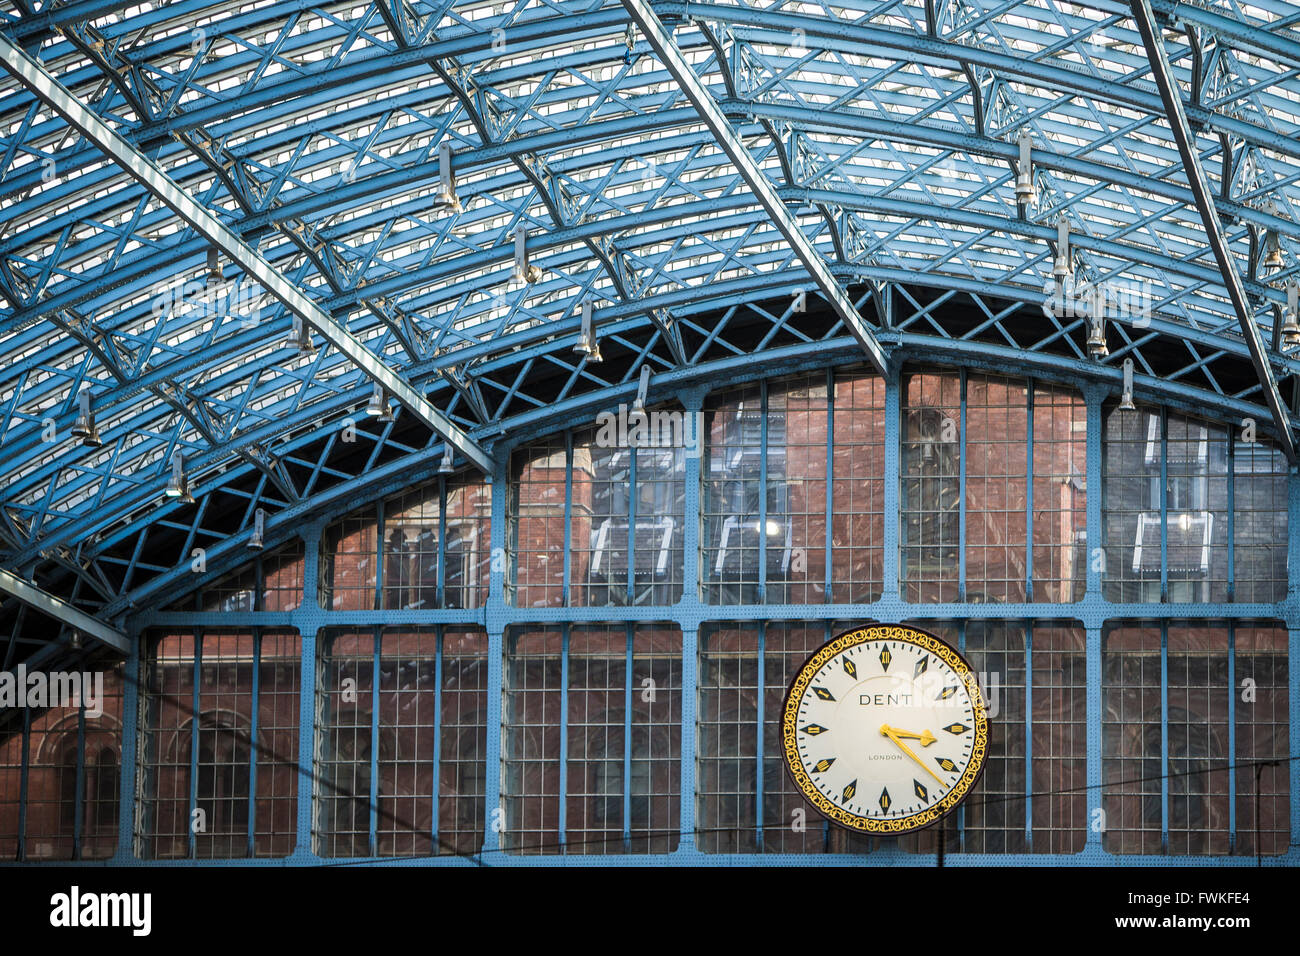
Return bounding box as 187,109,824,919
622,624,633,850
369,628,380,857
11,847,1290,866
8,297,1295,589
73,698,85,860
246,629,261,859
1024,622,1033,852
481,454,508,858
3,122,1285,355
16,708,29,862
1160,621,1169,854
438,481,449,609
115,639,140,864
3,0,1300,865
292,524,322,859
558,625,569,852
374,500,386,615
1,26,1292,251
824,368,835,604
678,391,703,851
431,625,444,850
1086,624,1103,853
1026,384,1035,603
563,433,573,607
956,619,966,848
1228,437,1236,603
883,362,902,598
1084,386,1105,853
1227,622,1236,854
89,361,1268,868
1289,471,1300,854
8,0,1300,598
141,600,1287,629
187,632,201,860
759,381,769,603
627,437,638,603
958,367,968,602
1128,0,1297,462
1160,408,1169,602
755,622,766,851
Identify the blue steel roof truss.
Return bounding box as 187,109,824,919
0,0,1299,627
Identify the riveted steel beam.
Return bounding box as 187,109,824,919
0,567,128,655
618,0,888,374
1128,0,1297,464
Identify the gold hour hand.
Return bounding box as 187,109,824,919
880,725,945,785
883,725,937,747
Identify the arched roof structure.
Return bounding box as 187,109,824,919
2,0,1300,666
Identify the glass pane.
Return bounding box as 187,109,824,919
902,372,961,601
830,370,886,603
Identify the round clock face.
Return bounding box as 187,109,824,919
782,624,989,834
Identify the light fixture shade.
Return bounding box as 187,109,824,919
287,316,315,356
207,247,221,282
70,389,102,447
435,187,462,214
1052,217,1072,280
1119,358,1136,411
248,507,265,549
366,383,396,422
1087,315,1109,358
1264,231,1284,269
573,301,602,362
1282,281,1300,346
438,448,455,473
1015,131,1034,205
512,224,541,283
1282,318,1300,347
435,140,461,213
165,452,194,503
632,364,651,412
1015,172,1034,205
573,336,602,362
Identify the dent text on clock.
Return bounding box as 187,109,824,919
858,693,914,705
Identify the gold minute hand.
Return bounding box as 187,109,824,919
880,725,945,785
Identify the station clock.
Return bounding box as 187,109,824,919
782,624,990,834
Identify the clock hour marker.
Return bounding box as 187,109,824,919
879,788,891,812
938,685,958,700
943,722,970,735
843,658,857,678
801,723,829,736
879,647,892,671
913,780,929,802
935,757,958,773
842,780,857,802
813,686,836,702
812,757,836,773
914,656,929,678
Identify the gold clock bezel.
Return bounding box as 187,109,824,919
781,623,990,834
